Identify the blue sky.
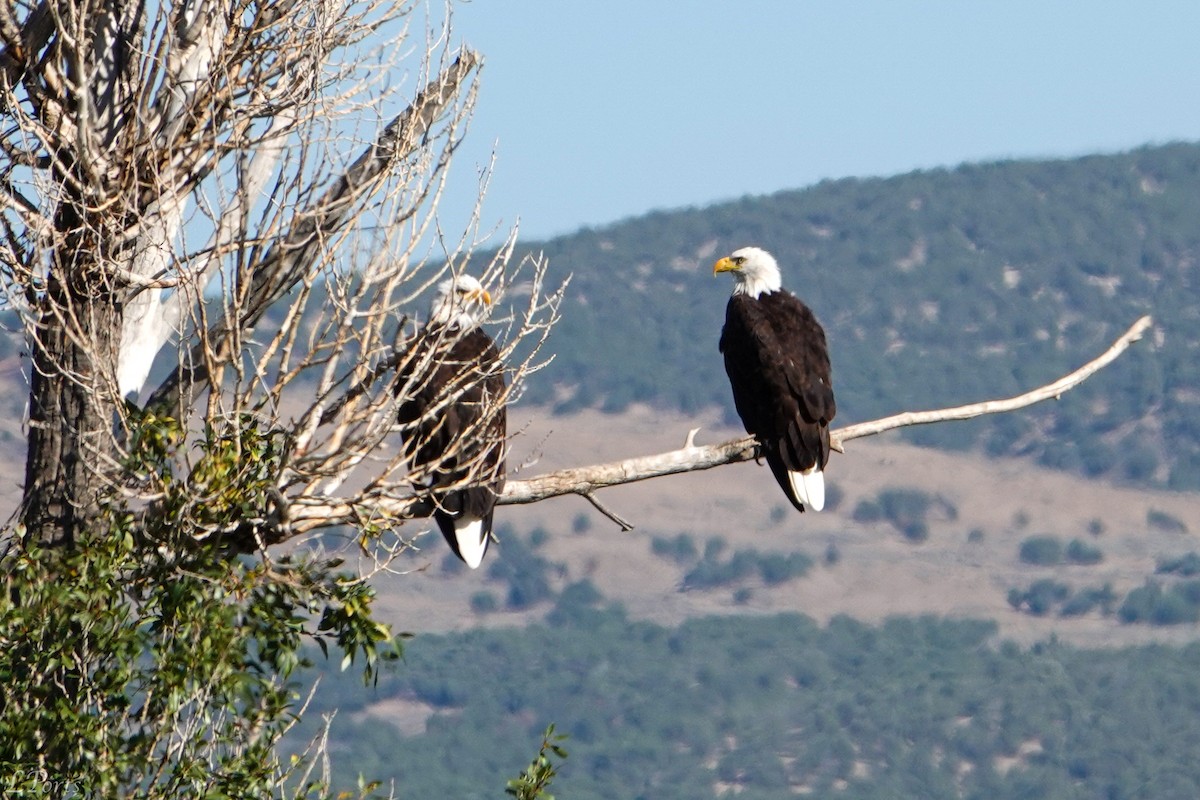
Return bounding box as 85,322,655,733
437,1,1200,242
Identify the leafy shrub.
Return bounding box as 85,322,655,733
852,499,882,523
824,482,845,512
1007,579,1071,615
1147,509,1188,534
1059,585,1117,617
651,533,699,565
901,520,930,543
1019,535,1064,566
878,488,933,527
681,548,811,591
758,553,815,585
470,591,498,615
1157,552,1200,577
485,532,561,610
1065,538,1104,565
1118,580,1200,626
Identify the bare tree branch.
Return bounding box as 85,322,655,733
831,314,1154,446
145,48,482,413
276,315,1153,540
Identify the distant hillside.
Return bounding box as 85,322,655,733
493,142,1200,490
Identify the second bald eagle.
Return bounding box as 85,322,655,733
715,246,836,512
397,274,506,568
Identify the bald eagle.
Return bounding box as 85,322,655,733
714,247,836,512
397,275,506,568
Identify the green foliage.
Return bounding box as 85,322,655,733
295,610,1200,799
1064,538,1104,565
1006,579,1070,616
0,412,400,797
1119,580,1200,625
506,725,569,800
851,498,882,523
1147,509,1188,533
485,525,562,610
1157,552,1200,576
470,590,499,614
650,533,699,565
680,546,812,591
853,487,951,542
1018,535,1064,565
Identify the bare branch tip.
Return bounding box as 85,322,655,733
581,491,635,532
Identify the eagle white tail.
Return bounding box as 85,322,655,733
452,517,489,569
788,468,825,511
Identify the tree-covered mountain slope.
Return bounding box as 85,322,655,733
299,609,1200,800
496,142,1200,489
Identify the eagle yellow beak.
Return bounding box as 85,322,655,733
713,256,737,275
472,289,493,305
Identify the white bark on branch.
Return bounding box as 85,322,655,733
279,314,1153,541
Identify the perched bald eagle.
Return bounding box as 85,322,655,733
714,247,836,512
397,275,506,568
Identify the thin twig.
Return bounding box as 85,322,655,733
580,491,634,532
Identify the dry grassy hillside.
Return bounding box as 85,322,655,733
369,405,1200,647
1,387,1197,648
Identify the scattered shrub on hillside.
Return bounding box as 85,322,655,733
1059,584,1117,617
1118,580,1200,626
1065,538,1104,565
651,533,699,565
824,483,845,512
758,553,815,586
851,487,952,542
485,530,562,610
1019,535,1063,566
852,499,882,523
1007,579,1071,616
681,548,812,592
1147,509,1188,534
469,591,498,615
529,526,550,549
1156,552,1200,577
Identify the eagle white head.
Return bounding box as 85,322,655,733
430,274,493,328
713,246,783,299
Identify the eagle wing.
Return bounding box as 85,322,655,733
397,325,506,564
721,293,835,506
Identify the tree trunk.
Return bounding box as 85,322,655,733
21,207,124,548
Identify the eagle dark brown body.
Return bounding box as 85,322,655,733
397,276,505,568
715,247,836,512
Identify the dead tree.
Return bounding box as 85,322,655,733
1,0,562,554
